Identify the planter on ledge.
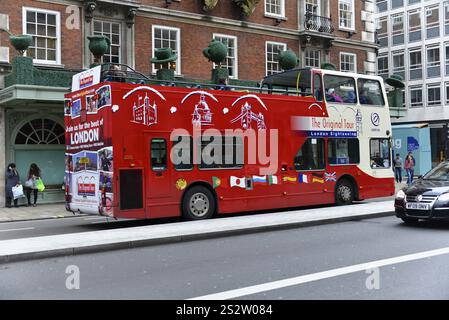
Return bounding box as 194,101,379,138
88,35,111,66
9,35,33,55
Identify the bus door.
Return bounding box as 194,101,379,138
146,135,171,201
117,134,146,218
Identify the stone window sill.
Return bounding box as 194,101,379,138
33,63,65,69
264,14,288,22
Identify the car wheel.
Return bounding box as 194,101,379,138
182,186,215,221
335,179,354,205
401,216,419,224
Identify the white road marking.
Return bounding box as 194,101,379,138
0,227,35,233
189,246,449,300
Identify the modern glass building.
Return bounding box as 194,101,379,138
376,0,449,170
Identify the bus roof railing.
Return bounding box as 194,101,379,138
99,63,315,97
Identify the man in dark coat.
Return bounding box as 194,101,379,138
6,163,20,208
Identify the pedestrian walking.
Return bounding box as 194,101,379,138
404,152,416,185
25,163,41,207
5,163,20,208
393,153,403,183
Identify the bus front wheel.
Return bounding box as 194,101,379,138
182,186,216,220
335,179,354,205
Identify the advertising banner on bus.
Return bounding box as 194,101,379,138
64,83,113,215
71,65,102,92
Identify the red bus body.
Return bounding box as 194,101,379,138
64,74,395,219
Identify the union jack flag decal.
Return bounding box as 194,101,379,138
325,172,337,182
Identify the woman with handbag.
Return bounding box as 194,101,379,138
25,163,41,207
5,163,20,208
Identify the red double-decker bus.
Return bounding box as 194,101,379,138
64,64,394,220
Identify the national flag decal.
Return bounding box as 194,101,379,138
312,177,324,183
298,174,309,183
283,176,297,183
268,175,279,185
230,176,246,188
312,173,324,184
212,176,221,188
325,172,337,182
252,176,267,185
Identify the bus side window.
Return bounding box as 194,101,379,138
172,136,193,171
370,138,390,168
198,135,244,169
313,74,323,102
151,138,167,171
328,139,360,165
324,75,356,104
358,79,385,106
294,138,325,171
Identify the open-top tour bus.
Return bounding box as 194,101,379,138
64,64,394,220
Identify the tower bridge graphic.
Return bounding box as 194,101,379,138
231,102,266,130
132,93,157,126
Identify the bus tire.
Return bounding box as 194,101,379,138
335,179,354,205
182,186,215,220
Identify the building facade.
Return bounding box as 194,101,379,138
376,0,449,172
0,0,378,206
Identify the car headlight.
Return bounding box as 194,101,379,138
438,193,449,202
396,190,405,200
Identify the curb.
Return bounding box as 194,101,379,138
0,214,88,224
0,210,394,264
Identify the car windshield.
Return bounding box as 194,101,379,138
423,162,449,181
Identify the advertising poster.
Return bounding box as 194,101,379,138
64,82,114,216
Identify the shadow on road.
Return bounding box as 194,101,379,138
79,202,358,231
396,220,449,230
79,217,181,231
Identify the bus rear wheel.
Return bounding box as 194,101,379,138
182,186,215,220
335,179,354,205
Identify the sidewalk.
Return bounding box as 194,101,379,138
0,200,395,263
0,203,82,222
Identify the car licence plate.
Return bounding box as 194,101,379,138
406,203,430,210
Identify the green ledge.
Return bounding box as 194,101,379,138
4,56,76,88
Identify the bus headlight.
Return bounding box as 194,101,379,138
396,190,405,200
438,193,449,202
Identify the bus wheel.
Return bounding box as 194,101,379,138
182,186,215,220
335,179,354,205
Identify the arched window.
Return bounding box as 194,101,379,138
15,118,65,145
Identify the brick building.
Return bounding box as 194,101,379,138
0,0,378,206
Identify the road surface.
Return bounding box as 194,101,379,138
2,215,449,299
